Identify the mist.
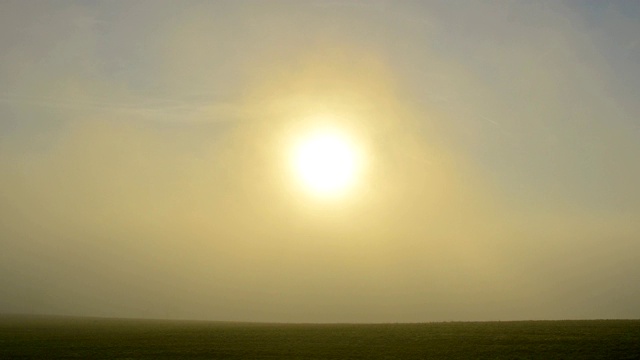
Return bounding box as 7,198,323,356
1,0,639,323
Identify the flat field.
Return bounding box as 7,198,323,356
1,315,639,359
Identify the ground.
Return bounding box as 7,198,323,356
1,315,640,359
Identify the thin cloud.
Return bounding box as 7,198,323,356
0,94,248,124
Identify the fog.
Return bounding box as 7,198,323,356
1,0,639,322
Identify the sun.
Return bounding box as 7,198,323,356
291,128,360,197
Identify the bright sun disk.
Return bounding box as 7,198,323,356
292,129,360,197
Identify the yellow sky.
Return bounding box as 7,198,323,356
1,1,639,322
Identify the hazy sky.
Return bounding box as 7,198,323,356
1,0,639,322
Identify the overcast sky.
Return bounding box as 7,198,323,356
1,0,639,322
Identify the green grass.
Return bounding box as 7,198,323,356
1,315,639,359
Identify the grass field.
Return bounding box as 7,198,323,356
1,315,639,359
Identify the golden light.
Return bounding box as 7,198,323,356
291,127,361,198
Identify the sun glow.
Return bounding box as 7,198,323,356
292,128,361,197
